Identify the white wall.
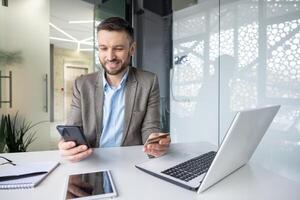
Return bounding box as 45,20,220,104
0,0,50,151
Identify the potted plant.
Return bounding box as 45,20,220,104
0,112,42,153
0,115,7,152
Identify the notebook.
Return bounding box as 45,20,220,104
0,161,59,189
136,105,280,193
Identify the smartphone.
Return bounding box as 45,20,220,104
56,125,90,148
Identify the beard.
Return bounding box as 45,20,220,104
100,54,131,76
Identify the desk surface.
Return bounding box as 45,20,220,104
1,142,300,200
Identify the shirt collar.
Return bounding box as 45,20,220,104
102,68,129,91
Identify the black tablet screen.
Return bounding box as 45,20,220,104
65,171,115,199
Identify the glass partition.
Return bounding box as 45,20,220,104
171,0,219,145
219,0,300,182
171,0,300,182
0,0,51,151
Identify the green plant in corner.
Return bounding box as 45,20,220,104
0,115,7,153
5,112,42,152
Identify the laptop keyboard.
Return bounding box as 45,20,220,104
161,151,217,182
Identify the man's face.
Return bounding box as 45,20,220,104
97,30,135,76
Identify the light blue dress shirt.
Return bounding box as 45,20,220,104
100,70,128,147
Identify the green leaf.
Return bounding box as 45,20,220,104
0,115,7,153
4,112,43,152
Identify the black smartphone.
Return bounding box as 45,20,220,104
56,125,90,148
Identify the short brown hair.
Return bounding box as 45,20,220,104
97,17,134,43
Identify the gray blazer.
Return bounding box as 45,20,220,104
67,67,161,147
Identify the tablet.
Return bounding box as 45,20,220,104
63,170,117,200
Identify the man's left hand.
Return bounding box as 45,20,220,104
143,133,171,158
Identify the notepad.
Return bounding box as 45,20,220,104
0,161,59,189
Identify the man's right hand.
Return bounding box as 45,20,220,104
58,140,93,162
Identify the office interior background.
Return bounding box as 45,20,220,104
0,0,299,184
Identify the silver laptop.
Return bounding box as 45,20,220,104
135,105,280,193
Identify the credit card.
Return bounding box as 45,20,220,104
145,134,170,145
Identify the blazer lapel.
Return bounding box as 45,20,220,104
94,71,104,147
122,67,137,144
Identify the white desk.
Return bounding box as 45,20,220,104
1,142,300,200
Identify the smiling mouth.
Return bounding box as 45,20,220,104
105,60,119,66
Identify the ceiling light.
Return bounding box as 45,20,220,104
49,22,77,41
80,37,93,42
49,22,93,50
79,48,93,52
69,20,94,24
49,37,76,43
50,37,93,46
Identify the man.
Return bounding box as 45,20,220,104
58,17,171,162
